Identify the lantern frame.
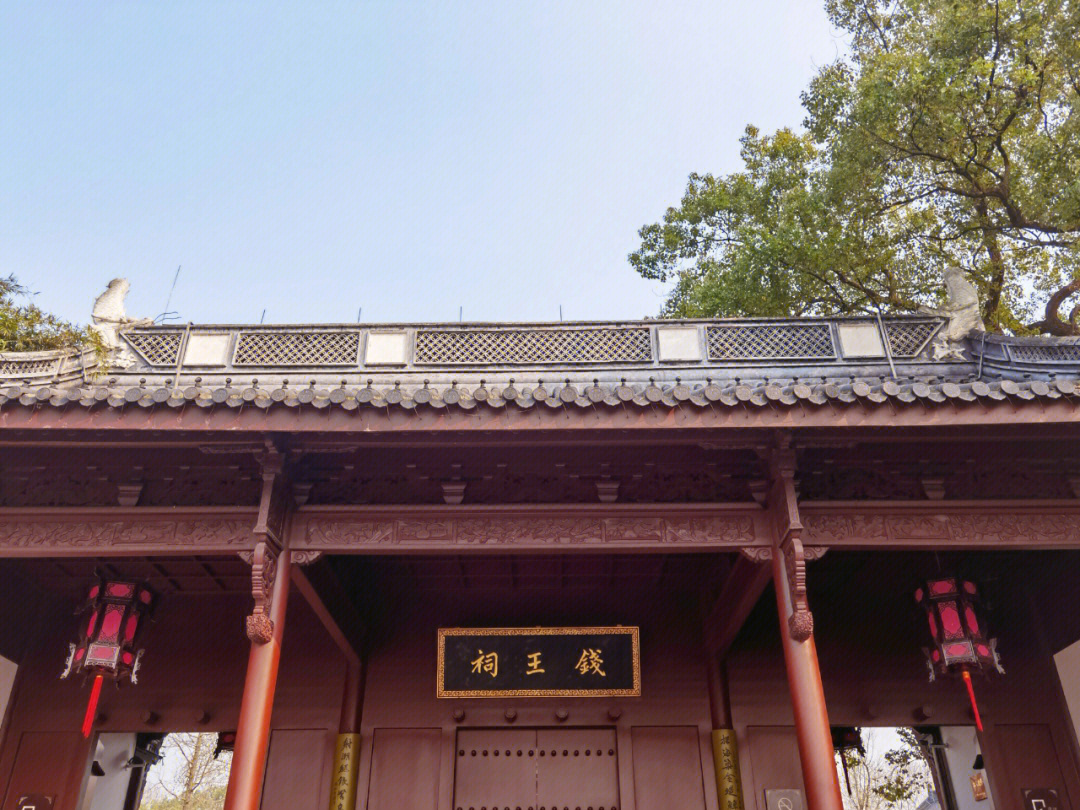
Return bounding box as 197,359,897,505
62,576,155,685
914,576,1003,680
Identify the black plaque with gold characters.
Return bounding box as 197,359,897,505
437,627,640,698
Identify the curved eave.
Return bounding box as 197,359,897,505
2,376,1079,435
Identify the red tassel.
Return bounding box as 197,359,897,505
82,674,104,738
961,668,984,732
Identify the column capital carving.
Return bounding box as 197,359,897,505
781,532,813,642
244,439,294,642
245,540,278,644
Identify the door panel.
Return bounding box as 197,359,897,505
630,727,707,810
744,726,805,801
368,728,442,810
2,731,86,810
994,724,1073,809
454,729,537,810
536,729,618,810
453,728,620,810
260,729,329,810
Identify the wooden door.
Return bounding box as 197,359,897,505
993,724,1074,809
367,728,443,810
536,728,618,810
453,728,620,810
454,729,537,810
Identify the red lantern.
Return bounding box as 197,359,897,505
915,577,1003,731
61,577,155,737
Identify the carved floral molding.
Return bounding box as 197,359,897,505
298,511,763,549
1,503,1078,556
800,507,1080,548
0,509,256,555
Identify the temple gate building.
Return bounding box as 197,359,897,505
0,282,1079,810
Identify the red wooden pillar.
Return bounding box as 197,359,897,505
772,545,842,810
766,444,843,810
330,659,364,810
224,545,292,810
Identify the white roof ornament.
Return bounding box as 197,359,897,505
91,278,154,367
919,267,985,360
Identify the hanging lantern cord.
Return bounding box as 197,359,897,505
961,668,984,732
82,674,104,738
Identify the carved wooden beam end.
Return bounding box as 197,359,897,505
782,533,813,642
245,540,278,644
759,439,816,643
738,546,827,563
243,441,294,643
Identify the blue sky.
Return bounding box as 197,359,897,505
1,2,841,326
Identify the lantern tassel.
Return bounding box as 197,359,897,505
82,674,103,738
961,668,984,732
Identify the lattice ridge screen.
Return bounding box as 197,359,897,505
123,332,184,366
233,331,360,366
415,328,653,365
1009,343,1080,363
882,320,941,358
707,323,835,361
0,357,59,376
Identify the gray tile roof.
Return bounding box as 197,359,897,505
2,316,1080,413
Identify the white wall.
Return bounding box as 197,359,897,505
0,655,16,728
939,726,994,810
80,733,137,810
1055,639,1080,752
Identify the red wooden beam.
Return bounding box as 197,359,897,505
0,506,258,557
2,501,1079,558
702,554,774,657
290,560,364,668
799,500,1080,550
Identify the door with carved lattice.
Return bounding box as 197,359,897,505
454,728,619,810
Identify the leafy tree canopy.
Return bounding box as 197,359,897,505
632,0,1080,333
0,275,97,352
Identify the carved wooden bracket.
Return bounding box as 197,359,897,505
441,481,467,505
781,533,813,642
239,548,321,566
243,443,291,643
738,545,827,563
253,447,288,546
760,438,815,643
739,547,773,562
245,540,277,644
596,479,620,504
116,482,144,507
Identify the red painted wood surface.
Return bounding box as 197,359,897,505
0,592,343,810
366,728,442,810
260,729,333,810
771,549,843,810
992,725,1073,808
630,727,708,810
0,732,86,810
0,550,1078,810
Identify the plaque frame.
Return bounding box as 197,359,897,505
436,626,641,698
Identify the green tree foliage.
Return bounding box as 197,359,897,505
632,0,1080,333
0,275,97,352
